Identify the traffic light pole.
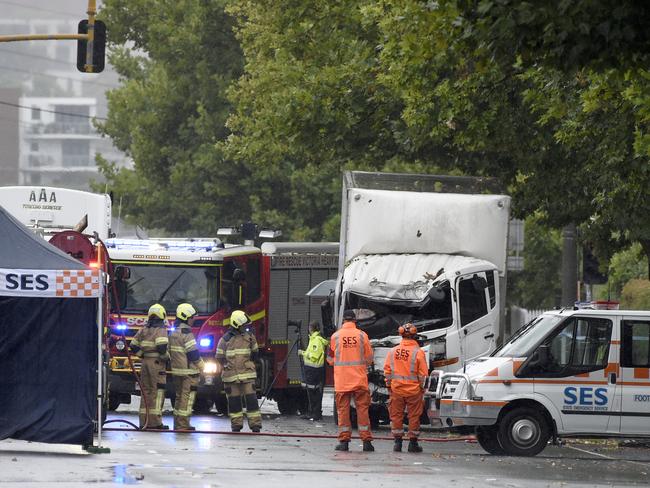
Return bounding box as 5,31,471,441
0,0,98,73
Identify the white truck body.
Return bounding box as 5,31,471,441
334,172,510,423
436,309,650,456
0,186,111,240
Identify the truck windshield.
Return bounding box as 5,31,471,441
345,284,453,340
494,313,564,358
111,264,219,315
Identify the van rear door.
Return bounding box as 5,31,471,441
620,317,650,434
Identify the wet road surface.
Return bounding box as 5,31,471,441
1,398,649,487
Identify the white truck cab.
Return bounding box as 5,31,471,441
434,309,650,456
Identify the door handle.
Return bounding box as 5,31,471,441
484,333,495,339
609,372,617,384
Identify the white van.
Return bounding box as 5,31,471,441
432,309,650,456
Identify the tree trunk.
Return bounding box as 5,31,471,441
640,239,650,281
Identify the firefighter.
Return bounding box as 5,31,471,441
327,309,374,452
169,303,205,431
130,303,170,430
298,320,329,421
384,323,429,453
215,310,262,432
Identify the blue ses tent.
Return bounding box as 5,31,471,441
0,205,104,447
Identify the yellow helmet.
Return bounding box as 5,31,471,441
176,303,197,322
148,303,167,320
230,310,250,329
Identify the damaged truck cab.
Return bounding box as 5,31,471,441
333,172,511,424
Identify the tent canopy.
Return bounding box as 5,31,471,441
0,204,99,446
0,205,86,269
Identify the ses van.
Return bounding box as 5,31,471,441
434,309,650,456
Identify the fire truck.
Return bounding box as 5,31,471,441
105,238,338,414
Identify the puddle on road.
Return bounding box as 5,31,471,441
112,464,138,485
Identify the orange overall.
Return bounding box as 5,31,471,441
384,338,428,440
327,321,374,442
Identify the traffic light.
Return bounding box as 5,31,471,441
583,246,607,285
76,19,106,73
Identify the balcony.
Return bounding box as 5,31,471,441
26,121,94,137
27,154,56,168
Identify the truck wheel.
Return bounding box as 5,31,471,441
476,425,505,455
214,395,228,415
496,407,550,456
193,398,212,414
277,392,298,415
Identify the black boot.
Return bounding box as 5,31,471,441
334,441,349,451
393,438,403,452
407,439,423,453
363,441,375,452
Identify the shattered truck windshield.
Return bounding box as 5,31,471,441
345,282,453,339
111,264,220,315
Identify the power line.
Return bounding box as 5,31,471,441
0,64,117,89
0,46,81,66
0,100,107,120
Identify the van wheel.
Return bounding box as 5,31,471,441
476,425,505,455
496,407,550,456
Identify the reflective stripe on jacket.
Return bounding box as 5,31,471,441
383,338,428,397
130,325,168,359
169,326,204,375
299,331,329,368
327,321,373,392
215,329,258,383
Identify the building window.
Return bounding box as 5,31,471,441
31,107,41,120
62,140,91,167
30,142,39,152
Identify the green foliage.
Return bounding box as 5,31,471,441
602,244,649,298
620,279,650,310
507,216,562,309
97,0,248,233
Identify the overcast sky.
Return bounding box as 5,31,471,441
0,0,106,20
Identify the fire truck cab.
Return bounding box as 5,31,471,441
434,309,650,456
105,238,265,413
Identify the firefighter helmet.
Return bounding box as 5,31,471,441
148,303,167,320
176,303,197,322
230,310,251,329
398,323,417,338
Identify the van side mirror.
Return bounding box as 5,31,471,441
233,267,246,283
527,344,550,371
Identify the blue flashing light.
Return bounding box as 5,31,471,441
199,337,213,348
115,324,127,331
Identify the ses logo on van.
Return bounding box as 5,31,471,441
563,387,609,411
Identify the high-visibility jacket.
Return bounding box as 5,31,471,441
299,331,329,368
327,321,373,392
215,328,259,383
169,325,205,376
130,323,169,359
383,337,428,397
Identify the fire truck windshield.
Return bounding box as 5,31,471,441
111,263,219,315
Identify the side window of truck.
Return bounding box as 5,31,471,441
533,317,612,377
621,320,650,367
486,270,496,309
458,275,488,326
245,257,261,304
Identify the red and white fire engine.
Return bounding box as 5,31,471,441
105,238,338,414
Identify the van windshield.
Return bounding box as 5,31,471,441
494,313,565,358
